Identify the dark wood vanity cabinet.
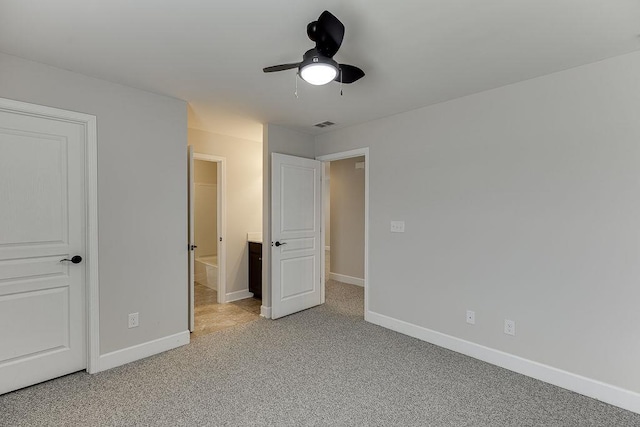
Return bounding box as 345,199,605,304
248,242,262,299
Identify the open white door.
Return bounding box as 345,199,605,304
0,103,87,393
187,146,195,332
271,153,322,319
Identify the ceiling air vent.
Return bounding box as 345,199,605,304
314,121,335,128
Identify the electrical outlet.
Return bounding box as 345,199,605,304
504,319,515,336
466,310,475,325
390,221,405,233
128,312,139,329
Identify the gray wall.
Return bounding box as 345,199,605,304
315,50,640,393
262,124,316,307
330,157,365,280
0,52,188,355
189,128,262,295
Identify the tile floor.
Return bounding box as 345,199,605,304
193,250,350,338
192,283,262,338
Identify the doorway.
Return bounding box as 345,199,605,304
320,153,367,317
188,151,227,332
268,148,369,319
187,149,261,337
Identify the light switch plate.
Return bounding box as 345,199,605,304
390,221,405,233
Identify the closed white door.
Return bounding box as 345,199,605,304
271,153,322,319
0,107,86,394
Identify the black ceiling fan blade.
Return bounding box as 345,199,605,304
335,64,365,84
315,10,345,58
263,63,300,73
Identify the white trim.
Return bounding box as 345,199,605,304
85,114,100,375
98,331,190,372
0,98,100,375
192,152,227,304
329,273,364,287
366,310,640,415
325,246,330,251
317,148,369,162
260,305,272,318
317,148,369,314
226,289,254,302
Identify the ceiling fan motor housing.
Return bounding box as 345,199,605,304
307,21,319,42
300,49,338,71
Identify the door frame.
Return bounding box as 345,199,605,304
316,148,370,318
192,153,227,304
0,97,100,374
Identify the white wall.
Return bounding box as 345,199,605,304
315,50,640,396
189,129,262,295
262,124,316,308
0,52,187,355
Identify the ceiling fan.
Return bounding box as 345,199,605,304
263,10,365,86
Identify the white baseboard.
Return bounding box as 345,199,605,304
325,246,330,251
98,330,190,372
329,272,364,287
225,289,254,302
260,305,272,318
366,310,640,415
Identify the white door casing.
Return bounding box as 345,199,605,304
0,99,97,393
271,153,322,319
187,146,195,332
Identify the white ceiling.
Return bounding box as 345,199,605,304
1,0,639,140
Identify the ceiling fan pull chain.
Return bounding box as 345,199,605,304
340,70,343,96
294,73,299,99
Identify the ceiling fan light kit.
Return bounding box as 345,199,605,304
299,50,338,85
263,10,364,87
300,63,337,85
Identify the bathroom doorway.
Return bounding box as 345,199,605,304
188,150,227,331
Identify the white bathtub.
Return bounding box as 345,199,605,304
195,255,218,290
